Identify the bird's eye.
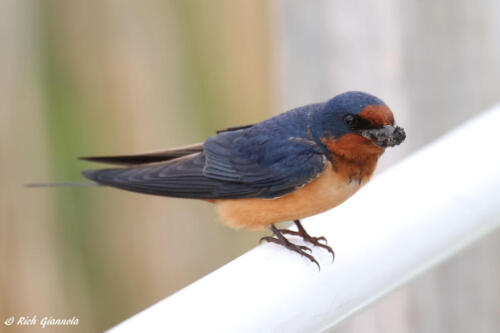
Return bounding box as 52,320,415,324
344,114,357,128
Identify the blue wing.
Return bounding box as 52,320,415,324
83,117,326,199
202,126,326,198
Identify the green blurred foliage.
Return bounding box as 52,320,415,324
1,1,273,331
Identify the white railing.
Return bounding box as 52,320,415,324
107,105,500,333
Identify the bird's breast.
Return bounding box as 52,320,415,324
214,161,375,230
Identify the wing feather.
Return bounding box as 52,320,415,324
83,121,326,199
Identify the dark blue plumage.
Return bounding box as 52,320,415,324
76,91,406,268
308,92,386,149
82,91,388,199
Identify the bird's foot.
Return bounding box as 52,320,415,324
280,220,335,261
260,225,320,270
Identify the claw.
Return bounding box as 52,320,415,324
259,236,273,244
317,236,327,244
299,245,312,252
279,220,335,261
260,225,321,270
314,242,335,262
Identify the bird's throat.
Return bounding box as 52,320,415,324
321,134,382,184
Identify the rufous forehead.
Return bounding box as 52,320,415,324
358,105,394,127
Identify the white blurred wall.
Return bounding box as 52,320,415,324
276,1,500,332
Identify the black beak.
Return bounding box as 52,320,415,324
358,125,406,148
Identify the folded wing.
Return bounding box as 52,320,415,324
83,126,326,199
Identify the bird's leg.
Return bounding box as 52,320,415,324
260,225,320,269
280,220,334,261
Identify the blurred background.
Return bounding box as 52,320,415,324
1,0,499,332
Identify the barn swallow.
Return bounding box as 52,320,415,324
78,91,406,268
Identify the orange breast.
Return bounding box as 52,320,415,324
214,161,375,230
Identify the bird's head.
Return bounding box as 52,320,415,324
312,91,406,161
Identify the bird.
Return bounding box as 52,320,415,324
52,91,407,268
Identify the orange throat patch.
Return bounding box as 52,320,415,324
321,134,382,184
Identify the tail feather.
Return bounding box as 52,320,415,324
79,143,204,166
